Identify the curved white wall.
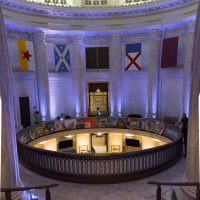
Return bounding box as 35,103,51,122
6,20,195,125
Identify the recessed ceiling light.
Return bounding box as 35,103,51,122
125,134,134,137
65,135,73,138
39,141,46,144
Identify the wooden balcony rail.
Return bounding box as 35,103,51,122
0,184,59,200
17,118,182,183
148,181,200,200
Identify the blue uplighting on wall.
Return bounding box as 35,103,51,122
30,194,38,200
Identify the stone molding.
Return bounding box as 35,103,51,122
148,29,163,40
6,29,32,40
187,21,196,33
32,31,45,42
48,72,73,81
6,23,194,44
45,34,72,44
85,35,111,45
111,33,122,43
71,34,86,44
163,26,189,38
0,0,198,19
123,33,149,43
12,70,36,80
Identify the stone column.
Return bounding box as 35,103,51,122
182,22,195,117
175,9,200,200
0,7,26,200
147,30,163,119
33,32,50,121
110,33,122,116
72,34,86,117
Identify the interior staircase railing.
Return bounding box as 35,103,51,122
148,181,200,200
0,183,59,200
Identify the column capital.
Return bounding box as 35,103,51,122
187,21,196,33
71,34,85,44
148,29,163,40
111,32,122,43
6,29,31,40
32,31,45,42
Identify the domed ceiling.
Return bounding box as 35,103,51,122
0,0,198,31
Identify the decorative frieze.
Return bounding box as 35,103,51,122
6,29,32,40
32,31,45,42
71,34,85,44
85,35,111,45
163,26,188,38
45,34,71,44
187,21,196,33
148,29,163,40
123,33,149,43
0,0,198,19
111,32,122,43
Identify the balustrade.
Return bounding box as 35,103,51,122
17,117,182,183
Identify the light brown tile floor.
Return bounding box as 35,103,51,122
20,158,186,200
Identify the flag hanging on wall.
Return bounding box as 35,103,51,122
161,37,179,68
125,43,142,71
17,40,35,71
54,44,71,72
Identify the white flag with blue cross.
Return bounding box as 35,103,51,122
54,44,71,72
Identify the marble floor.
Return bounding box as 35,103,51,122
20,158,186,200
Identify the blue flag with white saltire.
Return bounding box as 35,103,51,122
54,44,71,72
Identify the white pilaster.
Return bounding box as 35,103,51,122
147,30,163,119
33,31,50,121
110,33,122,116
182,22,195,117
72,34,87,117
0,7,26,200
176,6,200,200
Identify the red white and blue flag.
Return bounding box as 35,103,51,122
54,44,71,72
125,43,141,71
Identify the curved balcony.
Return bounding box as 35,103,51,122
17,117,183,184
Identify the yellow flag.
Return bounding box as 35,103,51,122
17,40,35,71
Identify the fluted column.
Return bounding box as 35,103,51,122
175,7,200,200
72,34,86,117
182,22,195,117
147,30,163,119
0,7,26,199
110,33,122,116
33,32,50,121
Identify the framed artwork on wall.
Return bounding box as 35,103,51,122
111,145,120,153
79,145,88,153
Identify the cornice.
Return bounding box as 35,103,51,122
32,31,45,42
123,33,149,43
85,35,111,45
6,29,32,40
163,26,189,38
45,34,72,44
0,0,198,19
148,29,163,40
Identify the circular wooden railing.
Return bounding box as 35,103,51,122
17,117,182,184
